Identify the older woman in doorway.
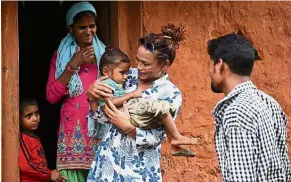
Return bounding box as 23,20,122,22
86,24,187,181
46,2,106,181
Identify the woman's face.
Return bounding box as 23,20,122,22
136,46,167,83
71,15,96,47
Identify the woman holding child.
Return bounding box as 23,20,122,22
46,2,105,181
86,24,192,181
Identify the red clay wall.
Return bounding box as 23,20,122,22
141,2,291,182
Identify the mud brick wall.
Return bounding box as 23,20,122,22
140,2,291,182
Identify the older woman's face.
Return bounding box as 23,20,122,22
136,46,165,82
71,15,96,47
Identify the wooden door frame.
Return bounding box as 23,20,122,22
2,1,20,182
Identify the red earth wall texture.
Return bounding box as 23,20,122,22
142,2,291,182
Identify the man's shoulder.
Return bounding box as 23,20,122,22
223,88,284,131
222,90,261,131
236,88,282,112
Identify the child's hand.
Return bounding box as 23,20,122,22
132,89,142,98
50,170,67,182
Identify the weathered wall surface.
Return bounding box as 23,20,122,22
141,2,291,182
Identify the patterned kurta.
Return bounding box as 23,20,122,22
46,50,99,170
87,68,182,182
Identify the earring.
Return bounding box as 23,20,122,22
161,69,166,76
164,68,168,74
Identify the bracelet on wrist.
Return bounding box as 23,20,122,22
87,97,97,104
66,63,78,74
125,127,136,134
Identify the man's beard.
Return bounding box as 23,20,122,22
211,82,223,93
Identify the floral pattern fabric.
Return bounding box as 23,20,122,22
87,68,182,182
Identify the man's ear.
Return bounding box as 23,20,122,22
219,59,231,77
214,58,223,74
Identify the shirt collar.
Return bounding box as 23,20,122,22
152,73,169,87
21,129,39,139
212,80,256,115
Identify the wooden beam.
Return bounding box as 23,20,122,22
1,2,20,182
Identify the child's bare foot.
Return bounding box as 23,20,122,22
170,135,201,146
171,145,196,157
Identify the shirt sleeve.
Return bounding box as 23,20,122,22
91,79,119,121
19,135,51,181
223,124,257,182
135,127,166,149
97,79,117,107
89,107,109,124
46,50,68,104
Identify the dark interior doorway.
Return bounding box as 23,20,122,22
18,1,111,169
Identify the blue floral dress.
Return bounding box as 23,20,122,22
87,68,182,182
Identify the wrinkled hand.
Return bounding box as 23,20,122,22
87,76,113,101
70,46,96,69
103,99,135,133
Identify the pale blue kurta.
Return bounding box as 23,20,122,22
87,68,182,182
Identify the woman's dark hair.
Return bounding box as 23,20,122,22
207,34,256,76
99,47,130,76
73,10,96,25
138,23,186,65
20,98,38,115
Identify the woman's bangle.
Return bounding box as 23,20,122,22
87,97,97,104
66,63,78,74
125,127,136,134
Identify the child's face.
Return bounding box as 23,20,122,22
20,105,40,131
111,62,130,84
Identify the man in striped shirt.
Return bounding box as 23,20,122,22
207,34,291,181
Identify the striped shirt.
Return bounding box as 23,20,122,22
213,81,291,182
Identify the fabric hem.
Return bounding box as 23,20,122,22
57,164,91,171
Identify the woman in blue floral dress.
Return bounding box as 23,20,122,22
86,24,186,182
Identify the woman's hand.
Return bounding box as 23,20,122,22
87,76,114,101
50,170,67,182
103,99,136,137
69,46,96,69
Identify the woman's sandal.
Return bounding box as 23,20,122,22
172,148,196,157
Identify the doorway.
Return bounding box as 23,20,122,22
18,1,112,169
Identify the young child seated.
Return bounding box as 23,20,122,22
18,99,67,182
89,48,198,157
